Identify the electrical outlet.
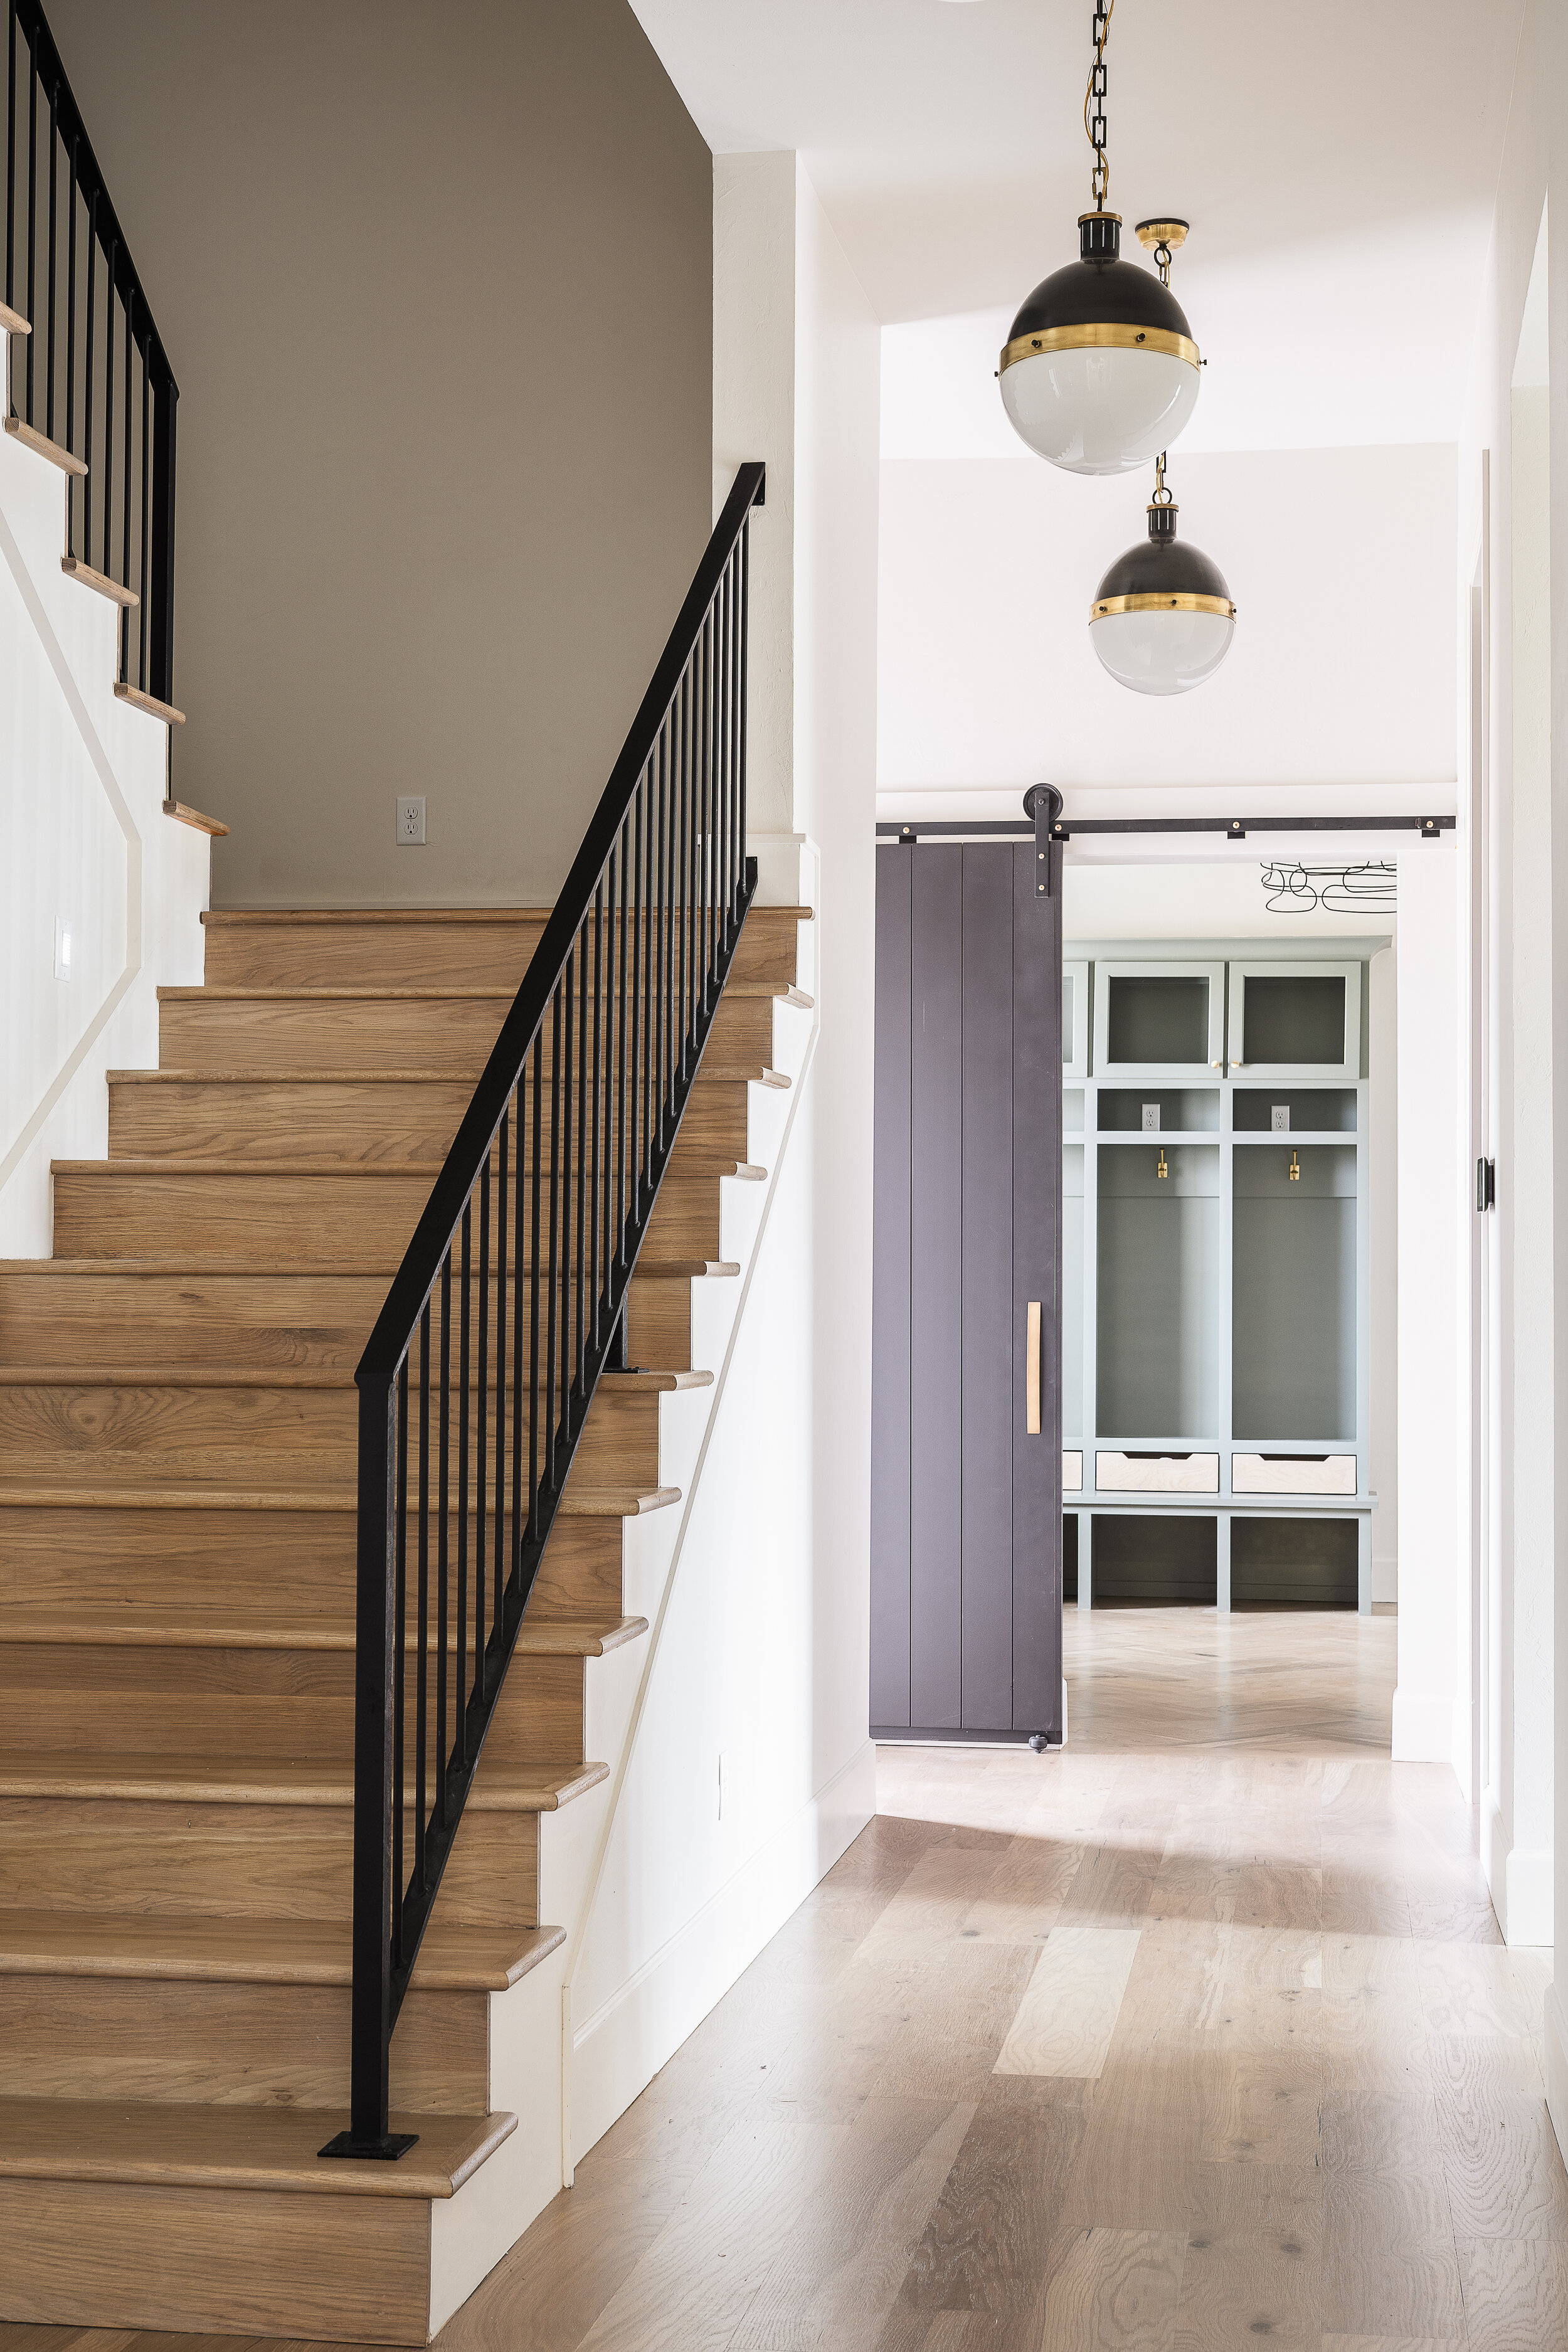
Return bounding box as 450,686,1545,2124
53,916,72,981
1271,1104,1290,1133
396,796,426,846
1141,1103,1160,1133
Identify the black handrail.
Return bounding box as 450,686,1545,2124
322,461,767,2159
4,0,178,711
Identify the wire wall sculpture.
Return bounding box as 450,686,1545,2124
1260,861,1397,914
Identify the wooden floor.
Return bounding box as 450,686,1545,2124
4,1606,1562,2351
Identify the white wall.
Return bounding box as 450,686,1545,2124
1393,844,1464,1761
1450,0,1567,2137
877,445,1458,802
563,152,880,2163
0,341,209,1257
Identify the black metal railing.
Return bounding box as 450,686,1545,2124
4,0,177,711
320,461,766,2160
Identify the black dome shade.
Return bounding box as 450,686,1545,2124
1007,214,1196,348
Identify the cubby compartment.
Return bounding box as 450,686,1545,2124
1062,1513,1079,1602
1233,1087,1356,1134
1091,1513,1217,1606
1063,1144,1084,1446
1231,1516,1359,1609
1097,1143,1219,1439
1099,1088,1221,1132
1063,961,1089,1078
1064,1089,1085,1133
1232,1145,1357,1441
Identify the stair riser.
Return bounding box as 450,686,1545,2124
156,987,775,1078
643,1181,721,1261
0,1504,625,1622
0,1271,389,1370
0,2176,433,2342
0,1974,487,2109
0,1383,638,1495
109,1076,478,1164
0,1651,585,1769
0,1796,538,1926
109,1074,765,1170
53,1167,724,1263
201,907,804,991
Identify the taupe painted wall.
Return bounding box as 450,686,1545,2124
48,0,712,906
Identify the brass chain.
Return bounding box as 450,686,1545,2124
1152,451,1173,506
1084,0,1114,208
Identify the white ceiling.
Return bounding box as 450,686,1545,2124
633,0,1524,450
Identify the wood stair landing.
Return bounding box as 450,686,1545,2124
0,899,812,2341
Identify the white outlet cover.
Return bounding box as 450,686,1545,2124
1142,1103,1160,1132
53,916,72,981
396,795,426,845
1271,1104,1290,1131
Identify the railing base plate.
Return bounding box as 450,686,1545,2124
318,2129,421,2161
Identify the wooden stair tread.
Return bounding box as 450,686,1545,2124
600,1369,712,1391
0,1750,608,1810
114,681,186,725
60,554,138,608
0,1606,648,1657
163,799,230,837
0,1256,410,1276
0,2095,514,2197
199,905,815,924
559,1484,681,1518
702,1066,790,1087
3,415,87,475
0,1909,564,1990
0,1483,360,1510
0,297,30,333
109,1067,496,1084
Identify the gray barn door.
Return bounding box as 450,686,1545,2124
871,839,1064,1744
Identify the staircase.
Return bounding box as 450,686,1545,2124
0,891,813,2337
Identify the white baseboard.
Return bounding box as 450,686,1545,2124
1504,1845,1554,1949
569,1738,876,2165
1391,1687,1454,1762
1547,1983,1568,2164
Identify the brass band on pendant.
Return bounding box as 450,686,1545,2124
1089,591,1237,622
999,320,1200,373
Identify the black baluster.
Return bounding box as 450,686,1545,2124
527,1041,543,1540
456,1202,470,1770
119,287,133,675
546,987,562,1485
63,130,75,546
474,1162,489,1719
415,1305,430,1893
739,516,751,878
575,916,588,1408
5,0,16,331
492,1108,509,1677
510,1086,525,1588
437,1249,450,1822
392,1357,408,1966
139,349,149,685
44,76,54,438
590,879,603,1351
630,784,644,1221
617,816,630,1268
24,20,35,418
100,237,114,586
81,194,94,565
559,968,573,1444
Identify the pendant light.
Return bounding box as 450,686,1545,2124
997,0,1201,474
1089,452,1236,696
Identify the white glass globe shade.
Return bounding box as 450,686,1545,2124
1000,344,1199,475
1091,605,1235,696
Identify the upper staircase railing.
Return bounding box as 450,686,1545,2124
4,0,179,717
322,461,766,2160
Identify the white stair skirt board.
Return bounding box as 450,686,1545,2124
1546,1983,1568,2171
1095,1450,1220,1493
1232,1451,1357,1495
1063,1449,1083,1492
569,1739,876,2166
1391,1685,1459,1762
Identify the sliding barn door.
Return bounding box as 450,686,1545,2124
871,839,1064,1744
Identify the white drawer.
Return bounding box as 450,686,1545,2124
1233,1452,1357,1495
1063,1450,1083,1493
1096,1451,1219,1493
